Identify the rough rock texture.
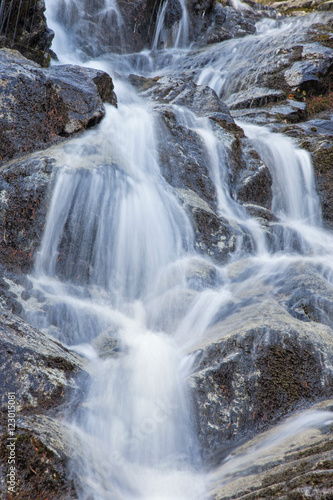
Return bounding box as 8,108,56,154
188,260,333,464
0,49,117,164
212,399,333,499
0,0,53,67
0,310,86,499
0,138,86,273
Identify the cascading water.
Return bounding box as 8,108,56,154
24,1,333,498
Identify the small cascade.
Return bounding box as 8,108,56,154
152,0,190,50
152,0,169,50
45,0,124,59
210,409,333,490
172,0,190,48
239,121,328,254
194,16,315,100
173,106,267,255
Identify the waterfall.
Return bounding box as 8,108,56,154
24,1,333,498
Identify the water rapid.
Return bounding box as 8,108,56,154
24,1,333,498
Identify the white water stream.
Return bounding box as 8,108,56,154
26,2,333,498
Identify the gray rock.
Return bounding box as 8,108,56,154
212,399,333,499
232,99,308,125
0,309,86,498
188,259,333,465
0,49,116,164
284,43,333,91
225,87,285,110
177,188,248,264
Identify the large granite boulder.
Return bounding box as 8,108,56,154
188,260,333,465
0,49,116,165
211,399,333,499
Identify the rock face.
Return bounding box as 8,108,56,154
0,49,117,164
188,261,333,465
0,0,53,67
0,310,86,499
212,399,333,499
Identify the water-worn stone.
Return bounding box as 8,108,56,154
0,0,53,67
232,99,308,125
212,399,333,499
0,49,116,164
177,188,247,264
188,258,333,465
0,142,66,272
0,309,86,498
189,297,333,465
225,87,285,109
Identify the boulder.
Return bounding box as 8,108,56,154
0,49,116,164
0,310,86,499
225,87,285,110
212,399,333,499
188,260,333,465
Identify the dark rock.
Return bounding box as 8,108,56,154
284,42,333,92
0,416,77,500
0,149,56,273
0,309,86,498
232,99,308,125
156,104,219,209
212,399,333,499
135,75,232,119
0,310,84,412
177,188,247,264
225,87,285,110
242,203,278,221
189,296,333,465
191,3,259,48
0,0,53,67
0,49,116,164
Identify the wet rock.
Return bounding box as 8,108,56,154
0,49,116,164
280,261,333,328
0,0,53,67
271,0,333,13
0,311,84,413
232,140,273,209
319,0,333,10
225,87,285,110
155,104,219,209
92,328,121,358
177,188,248,264
0,415,77,499
191,2,261,48
284,42,333,92
0,152,54,273
0,309,86,498
212,399,333,499
188,296,333,465
133,75,232,120
232,99,308,125
242,203,278,222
